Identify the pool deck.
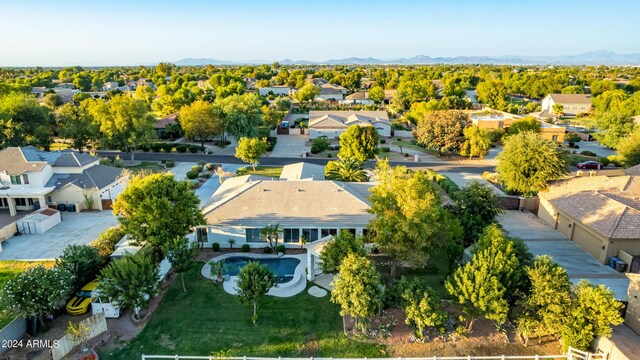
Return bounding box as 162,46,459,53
201,253,307,297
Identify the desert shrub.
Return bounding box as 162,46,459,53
379,146,390,153
311,137,330,154
212,243,220,251
241,244,250,252
176,144,188,153
186,170,199,179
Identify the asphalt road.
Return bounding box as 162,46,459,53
96,151,496,174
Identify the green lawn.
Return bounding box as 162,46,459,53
391,140,437,155
124,161,165,173
100,262,383,359
0,260,55,328
236,166,283,178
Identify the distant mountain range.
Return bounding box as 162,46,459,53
173,51,640,66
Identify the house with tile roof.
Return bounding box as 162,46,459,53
541,93,592,117
0,147,128,217
538,174,640,264
197,162,372,248
307,110,391,139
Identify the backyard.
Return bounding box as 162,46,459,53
99,261,384,359
0,260,55,328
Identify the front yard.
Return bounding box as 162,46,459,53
0,260,55,328
99,262,383,359
237,166,283,178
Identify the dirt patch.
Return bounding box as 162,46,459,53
345,306,563,357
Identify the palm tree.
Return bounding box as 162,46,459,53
259,224,281,250
326,157,368,182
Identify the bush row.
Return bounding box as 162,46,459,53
140,143,203,153
424,169,460,198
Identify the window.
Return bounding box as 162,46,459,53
552,135,558,142
246,228,265,243
0,198,7,207
344,228,357,236
22,174,29,185
196,227,208,242
15,198,26,206
284,228,300,243
302,228,319,242
10,175,21,185
321,228,337,238
47,196,53,204
27,198,34,206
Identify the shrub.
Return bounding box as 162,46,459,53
206,163,217,171
327,153,332,158
200,173,212,179
162,143,174,152
176,144,188,153
212,243,220,251
188,179,200,188
188,145,200,153
276,245,286,254
241,244,250,252
186,170,199,179
598,157,610,167
150,143,163,152
580,150,597,157
379,146,390,153
197,161,207,166
266,137,277,152
263,246,272,254
380,139,386,144
311,137,330,154
91,226,126,263
607,155,622,167
161,159,167,164
565,133,581,143
404,153,409,157
192,165,203,172
164,160,175,168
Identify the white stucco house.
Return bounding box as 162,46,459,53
541,93,592,116
307,110,391,139
258,85,292,96
0,146,128,217
196,162,373,248
315,87,344,101
340,91,375,105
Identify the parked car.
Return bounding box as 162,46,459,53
577,161,602,170
66,279,98,315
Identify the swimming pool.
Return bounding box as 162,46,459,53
222,256,301,284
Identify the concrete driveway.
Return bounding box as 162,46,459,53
498,211,629,299
268,135,310,158
575,141,616,158
0,211,119,260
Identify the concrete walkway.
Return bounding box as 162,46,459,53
313,273,335,291
169,162,197,181
498,211,629,300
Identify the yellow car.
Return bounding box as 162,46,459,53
66,279,99,315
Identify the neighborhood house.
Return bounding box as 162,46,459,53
541,93,592,116
307,110,391,139
470,110,566,143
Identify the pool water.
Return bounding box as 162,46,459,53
223,256,301,284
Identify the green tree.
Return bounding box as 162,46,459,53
368,86,385,104
519,255,572,344
319,230,366,273
496,132,567,196
97,251,160,320
330,254,383,332
476,79,508,109
617,127,640,167
56,245,102,290
507,116,541,136
449,180,504,245
0,265,74,326
590,79,617,97
460,125,491,159
594,111,636,149
414,110,470,155
91,226,126,264
552,103,564,115
179,100,224,148
593,90,629,113
236,261,277,324
216,93,263,140
163,236,198,293
72,72,93,91
337,125,380,162
235,137,268,171
273,97,292,114
325,157,368,182
44,93,63,108
112,173,205,252
403,285,447,338
134,85,156,105
57,102,98,152
560,280,623,351
87,94,155,161
561,85,584,94
0,92,52,149
295,84,319,102
259,224,281,251
368,160,462,278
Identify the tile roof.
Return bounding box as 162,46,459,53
625,164,640,176
548,93,592,104
280,162,325,181
20,146,98,167
46,165,124,190
0,147,48,175
308,111,390,128
202,179,374,227
540,175,640,239
155,113,178,129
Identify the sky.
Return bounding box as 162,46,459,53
1,0,639,66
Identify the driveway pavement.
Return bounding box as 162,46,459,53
0,211,119,260
268,135,310,158
498,211,629,300
575,141,616,158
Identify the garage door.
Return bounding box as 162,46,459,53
556,214,572,239
571,224,604,261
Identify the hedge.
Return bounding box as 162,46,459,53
176,144,188,153
186,170,199,179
